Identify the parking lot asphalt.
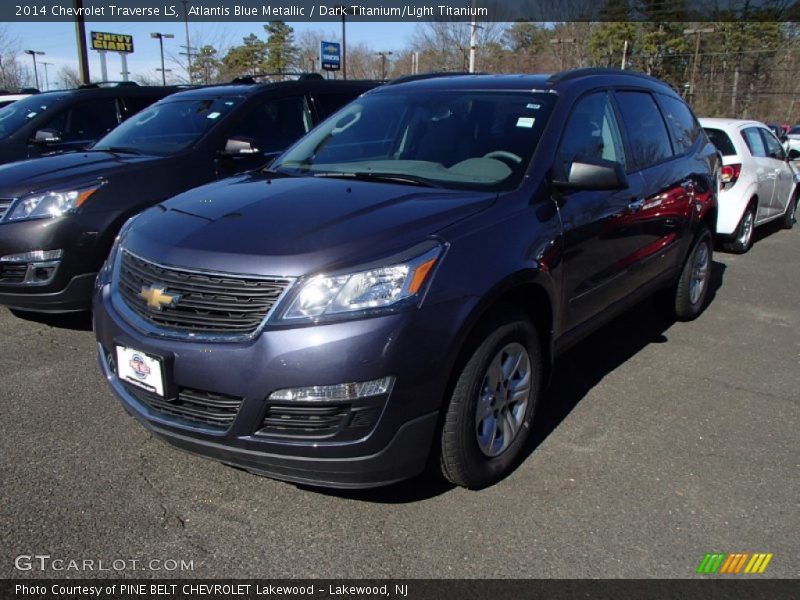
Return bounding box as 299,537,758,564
1,221,797,580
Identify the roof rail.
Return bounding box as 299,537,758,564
78,81,140,89
229,72,326,85
387,71,480,85
18,87,40,94
547,68,663,86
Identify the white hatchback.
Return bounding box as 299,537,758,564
700,118,798,253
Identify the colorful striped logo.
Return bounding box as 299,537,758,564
697,552,773,574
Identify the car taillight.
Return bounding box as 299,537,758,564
720,164,742,187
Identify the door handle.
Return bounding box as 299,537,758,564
628,199,645,212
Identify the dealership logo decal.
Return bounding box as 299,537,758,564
697,552,773,574
138,285,180,310
129,354,151,380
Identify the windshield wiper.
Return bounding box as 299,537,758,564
95,146,143,155
313,171,442,188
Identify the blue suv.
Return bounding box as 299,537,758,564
93,70,719,489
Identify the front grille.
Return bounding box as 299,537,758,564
0,264,27,283
125,384,243,430
117,250,290,336
0,198,12,221
257,403,382,440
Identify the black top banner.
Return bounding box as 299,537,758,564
5,0,800,22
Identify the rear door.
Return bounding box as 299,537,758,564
740,126,776,221
556,90,647,331
613,90,693,289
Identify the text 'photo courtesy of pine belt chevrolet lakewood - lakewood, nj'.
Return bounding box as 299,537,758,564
1,67,798,490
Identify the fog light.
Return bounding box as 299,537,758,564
268,376,395,401
0,249,63,263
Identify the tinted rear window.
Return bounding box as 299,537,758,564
704,128,737,156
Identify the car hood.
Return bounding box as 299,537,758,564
0,151,162,196
123,173,496,277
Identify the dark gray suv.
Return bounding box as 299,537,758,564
93,70,719,489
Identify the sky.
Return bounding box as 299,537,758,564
3,21,420,88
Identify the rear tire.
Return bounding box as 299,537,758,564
722,205,755,253
658,227,713,322
782,191,797,229
439,310,542,489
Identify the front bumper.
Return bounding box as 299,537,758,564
0,214,110,312
0,272,96,312
94,283,472,488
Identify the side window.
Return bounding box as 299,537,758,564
43,99,119,142
741,127,767,158
658,94,701,154
760,128,786,160
614,91,674,171
229,95,311,154
556,92,626,179
313,92,360,121
122,95,160,119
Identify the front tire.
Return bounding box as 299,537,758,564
439,311,542,489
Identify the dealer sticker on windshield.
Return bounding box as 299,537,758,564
115,346,165,397
516,117,535,128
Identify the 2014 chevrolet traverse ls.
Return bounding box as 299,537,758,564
94,70,719,489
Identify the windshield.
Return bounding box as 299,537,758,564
0,93,68,139
93,96,242,156
274,90,556,190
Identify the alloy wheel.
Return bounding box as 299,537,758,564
689,240,710,306
475,342,531,457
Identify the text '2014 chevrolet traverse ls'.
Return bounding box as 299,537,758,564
94,70,719,489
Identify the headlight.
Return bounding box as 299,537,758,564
278,244,444,322
6,185,102,222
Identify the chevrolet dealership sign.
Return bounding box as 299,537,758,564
91,31,134,53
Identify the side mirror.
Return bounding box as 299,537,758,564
788,148,800,161
220,136,260,156
33,128,62,144
553,159,629,191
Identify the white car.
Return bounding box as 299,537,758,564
700,118,798,253
0,93,32,109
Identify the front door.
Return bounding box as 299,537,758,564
556,91,645,331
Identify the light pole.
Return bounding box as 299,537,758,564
334,5,349,80
40,61,53,90
180,0,194,83
24,50,45,90
549,38,575,71
150,32,175,86
376,51,393,80
683,28,715,100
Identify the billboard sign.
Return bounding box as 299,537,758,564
321,41,341,71
91,31,134,53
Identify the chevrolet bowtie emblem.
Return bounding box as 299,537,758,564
138,285,180,310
